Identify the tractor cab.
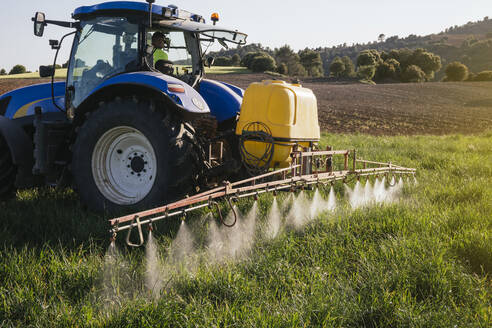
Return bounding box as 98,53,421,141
33,1,247,111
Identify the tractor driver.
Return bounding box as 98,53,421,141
151,31,174,75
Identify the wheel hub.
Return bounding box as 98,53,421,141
130,155,145,173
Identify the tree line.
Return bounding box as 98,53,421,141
0,64,31,76
213,45,325,77
211,44,492,83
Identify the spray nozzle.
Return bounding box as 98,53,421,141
109,220,119,242
110,229,117,242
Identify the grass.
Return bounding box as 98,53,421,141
1,133,491,327
0,66,250,79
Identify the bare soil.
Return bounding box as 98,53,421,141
208,73,492,135
2,75,492,135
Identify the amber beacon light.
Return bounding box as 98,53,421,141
211,12,219,25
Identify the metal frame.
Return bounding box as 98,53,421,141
109,147,416,246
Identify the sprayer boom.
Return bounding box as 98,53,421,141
109,147,416,246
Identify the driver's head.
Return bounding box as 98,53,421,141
152,32,169,49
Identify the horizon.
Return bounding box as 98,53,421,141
0,0,491,71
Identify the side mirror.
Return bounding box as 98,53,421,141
39,65,54,78
206,57,215,68
33,12,46,37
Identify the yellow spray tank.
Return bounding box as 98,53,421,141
236,80,320,172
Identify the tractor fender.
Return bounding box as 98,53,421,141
0,82,66,119
198,79,243,122
78,72,210,117
0,116,34,188
218,81,245,98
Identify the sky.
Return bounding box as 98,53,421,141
0,0,491,71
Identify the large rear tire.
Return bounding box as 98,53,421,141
0,133,16,200
71,98,199,213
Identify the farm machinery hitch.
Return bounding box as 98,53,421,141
109,147,416,247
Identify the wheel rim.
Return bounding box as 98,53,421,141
92,126,157,205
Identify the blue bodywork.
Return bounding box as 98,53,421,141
89,72,211,114
73,1,166,18
72,1,204,22
0,82,65,119
199,80,242,122
0,73,243,122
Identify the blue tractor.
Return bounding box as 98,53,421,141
0,1,248,212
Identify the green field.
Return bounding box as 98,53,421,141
1,133,491,327
0,66,250,79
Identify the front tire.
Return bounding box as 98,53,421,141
71,98,199,213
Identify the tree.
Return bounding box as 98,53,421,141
329,57,345,78
74,59,86,68
401,65,426,83
299,49,324,77
341,56,355,77
250,54,276,72
277,63,288,75
444,62,469,81
9,64,27,75
214,56,232,66
409,48,441,80
378,34,386,43
357,65,376,81
385,48,440,81
387,48,413,70
375,59,400,81
0,69,6,76
231,54,241,66
474,71,492,81
274,45,306,76
356,49,381,67
240,52,268,69
240,52,258,68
